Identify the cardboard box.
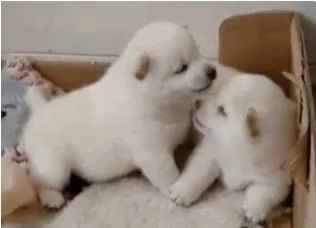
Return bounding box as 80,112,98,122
3,11,315,228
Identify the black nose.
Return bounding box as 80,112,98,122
195,100,203,110
1,111,6,118
205,65,216,80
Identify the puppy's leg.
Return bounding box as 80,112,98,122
167,144,220,206
134,149,179,192
29,146,70,209
243,173,291,223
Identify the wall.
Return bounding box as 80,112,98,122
2,2,316,77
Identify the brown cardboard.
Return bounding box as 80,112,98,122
32,61,108,91
1,159,36,218
219,11,293,94
289,15,311,228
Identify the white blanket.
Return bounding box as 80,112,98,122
44,177,244,228
4,177,245,228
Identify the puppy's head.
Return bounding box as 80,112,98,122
193,74,296,143
120,22,217,106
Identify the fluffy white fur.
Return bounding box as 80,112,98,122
22,22,224,209
168,74,297,223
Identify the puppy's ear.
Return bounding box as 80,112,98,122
135,53,150,80
246,107,260,138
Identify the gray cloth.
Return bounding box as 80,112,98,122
1,71,30,154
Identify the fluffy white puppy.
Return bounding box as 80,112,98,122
22,22,220,209
168,74,297,223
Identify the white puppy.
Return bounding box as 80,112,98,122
168,74,297,223
22,22,220,209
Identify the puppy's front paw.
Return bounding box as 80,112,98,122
242,198,268,224
38,189,65,210
167,183,196,207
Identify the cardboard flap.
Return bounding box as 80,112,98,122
281,71,308,186
281,15,310,187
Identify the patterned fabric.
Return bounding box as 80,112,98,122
1,56,64,171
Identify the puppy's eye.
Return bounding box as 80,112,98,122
218,105,227,117
175,64,188,74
